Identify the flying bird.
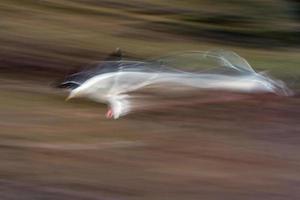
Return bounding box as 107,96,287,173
59,49,292,119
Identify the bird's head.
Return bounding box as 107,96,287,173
65,89,82,101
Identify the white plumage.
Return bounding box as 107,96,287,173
61,50,291,119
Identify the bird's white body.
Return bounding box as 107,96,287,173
68,70,289,119
63,50,291,119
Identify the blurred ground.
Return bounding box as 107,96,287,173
0,0,300,199
0,78,299,200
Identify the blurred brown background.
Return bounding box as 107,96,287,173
0,1,299,199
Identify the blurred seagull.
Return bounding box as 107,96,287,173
59,49,292,119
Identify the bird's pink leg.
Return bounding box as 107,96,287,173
106,108,113,119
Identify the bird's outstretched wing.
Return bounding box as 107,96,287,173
148,50,255,75
206,49,255,74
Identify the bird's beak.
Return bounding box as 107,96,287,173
65,92,75,101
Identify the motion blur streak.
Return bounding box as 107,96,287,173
0,0,300,200
63,50,292,119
